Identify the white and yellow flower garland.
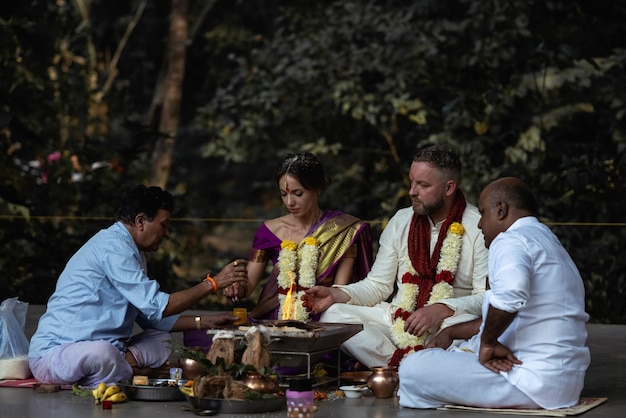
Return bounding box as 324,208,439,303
389,222,465,365
277,237,319,321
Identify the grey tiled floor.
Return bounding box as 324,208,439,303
1,306,623,417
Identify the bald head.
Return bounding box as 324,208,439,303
483,177,537,216
478,177,537,248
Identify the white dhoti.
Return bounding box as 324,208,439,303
321,302,396,367
397,348,539,409
321,302,479,368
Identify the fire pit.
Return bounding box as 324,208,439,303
206,320,363,352
205,320,363,387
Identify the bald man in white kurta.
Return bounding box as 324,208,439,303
398,216,590,410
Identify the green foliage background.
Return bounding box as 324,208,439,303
1,0,625,322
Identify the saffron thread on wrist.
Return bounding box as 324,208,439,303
203,274,218,293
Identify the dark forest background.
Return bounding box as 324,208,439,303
1,0,625,323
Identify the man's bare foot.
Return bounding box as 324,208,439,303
131,362,171,379
125,350,171,378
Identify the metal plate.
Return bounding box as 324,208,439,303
340,371,372,384
184,394,285,414
118,378,188,401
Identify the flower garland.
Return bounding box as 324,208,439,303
389,222,465,366
277,237,319,321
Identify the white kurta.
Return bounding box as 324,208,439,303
397,216,591,410
484,216,590,408
321,205,488,367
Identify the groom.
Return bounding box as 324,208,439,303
303,144,488,368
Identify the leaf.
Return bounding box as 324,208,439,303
71,383,92,397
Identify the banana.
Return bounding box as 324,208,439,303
93,382,108,404
101,384,121,401
106,392,127,403
179,386,193,397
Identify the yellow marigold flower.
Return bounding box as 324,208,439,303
449,222,465,236
281,240,297,251
303,236,318,246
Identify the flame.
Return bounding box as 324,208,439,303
282,271,296,320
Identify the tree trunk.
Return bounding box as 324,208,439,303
150,0,189,189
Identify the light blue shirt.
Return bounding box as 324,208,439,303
29,222,178,358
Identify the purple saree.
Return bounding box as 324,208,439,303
248,210,374,320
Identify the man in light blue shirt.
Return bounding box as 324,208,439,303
29,185,249,387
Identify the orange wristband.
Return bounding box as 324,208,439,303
203,273,218,293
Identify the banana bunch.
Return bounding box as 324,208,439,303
179,385,194,397
92,382,127,404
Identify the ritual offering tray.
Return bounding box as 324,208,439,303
118,378,188,401
183,393,285,414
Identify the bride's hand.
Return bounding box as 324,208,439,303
224,282,248,302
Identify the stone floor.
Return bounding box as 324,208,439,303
1,305,623,418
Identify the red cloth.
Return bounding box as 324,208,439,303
0,378,71,389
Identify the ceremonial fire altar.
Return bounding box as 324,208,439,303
206,320,363,387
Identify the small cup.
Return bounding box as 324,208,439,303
169,367,183,381
233,308,247,326
340,385,364,398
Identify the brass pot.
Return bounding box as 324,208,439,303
178,358,207,380
241,371,279,394
367,366,399,398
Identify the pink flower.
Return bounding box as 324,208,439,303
47,151,61,163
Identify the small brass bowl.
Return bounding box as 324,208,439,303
178,358,207,380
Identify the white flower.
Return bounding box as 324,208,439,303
293,291,309,321
390,319,428,349
277,237,320,322
390,222,465,364
277,241,297,289
437,230,463,273
298,240,319,289
278,294,288,318
399,283,419,311
427,282,455,304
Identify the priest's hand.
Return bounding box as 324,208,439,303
479,341,522,373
